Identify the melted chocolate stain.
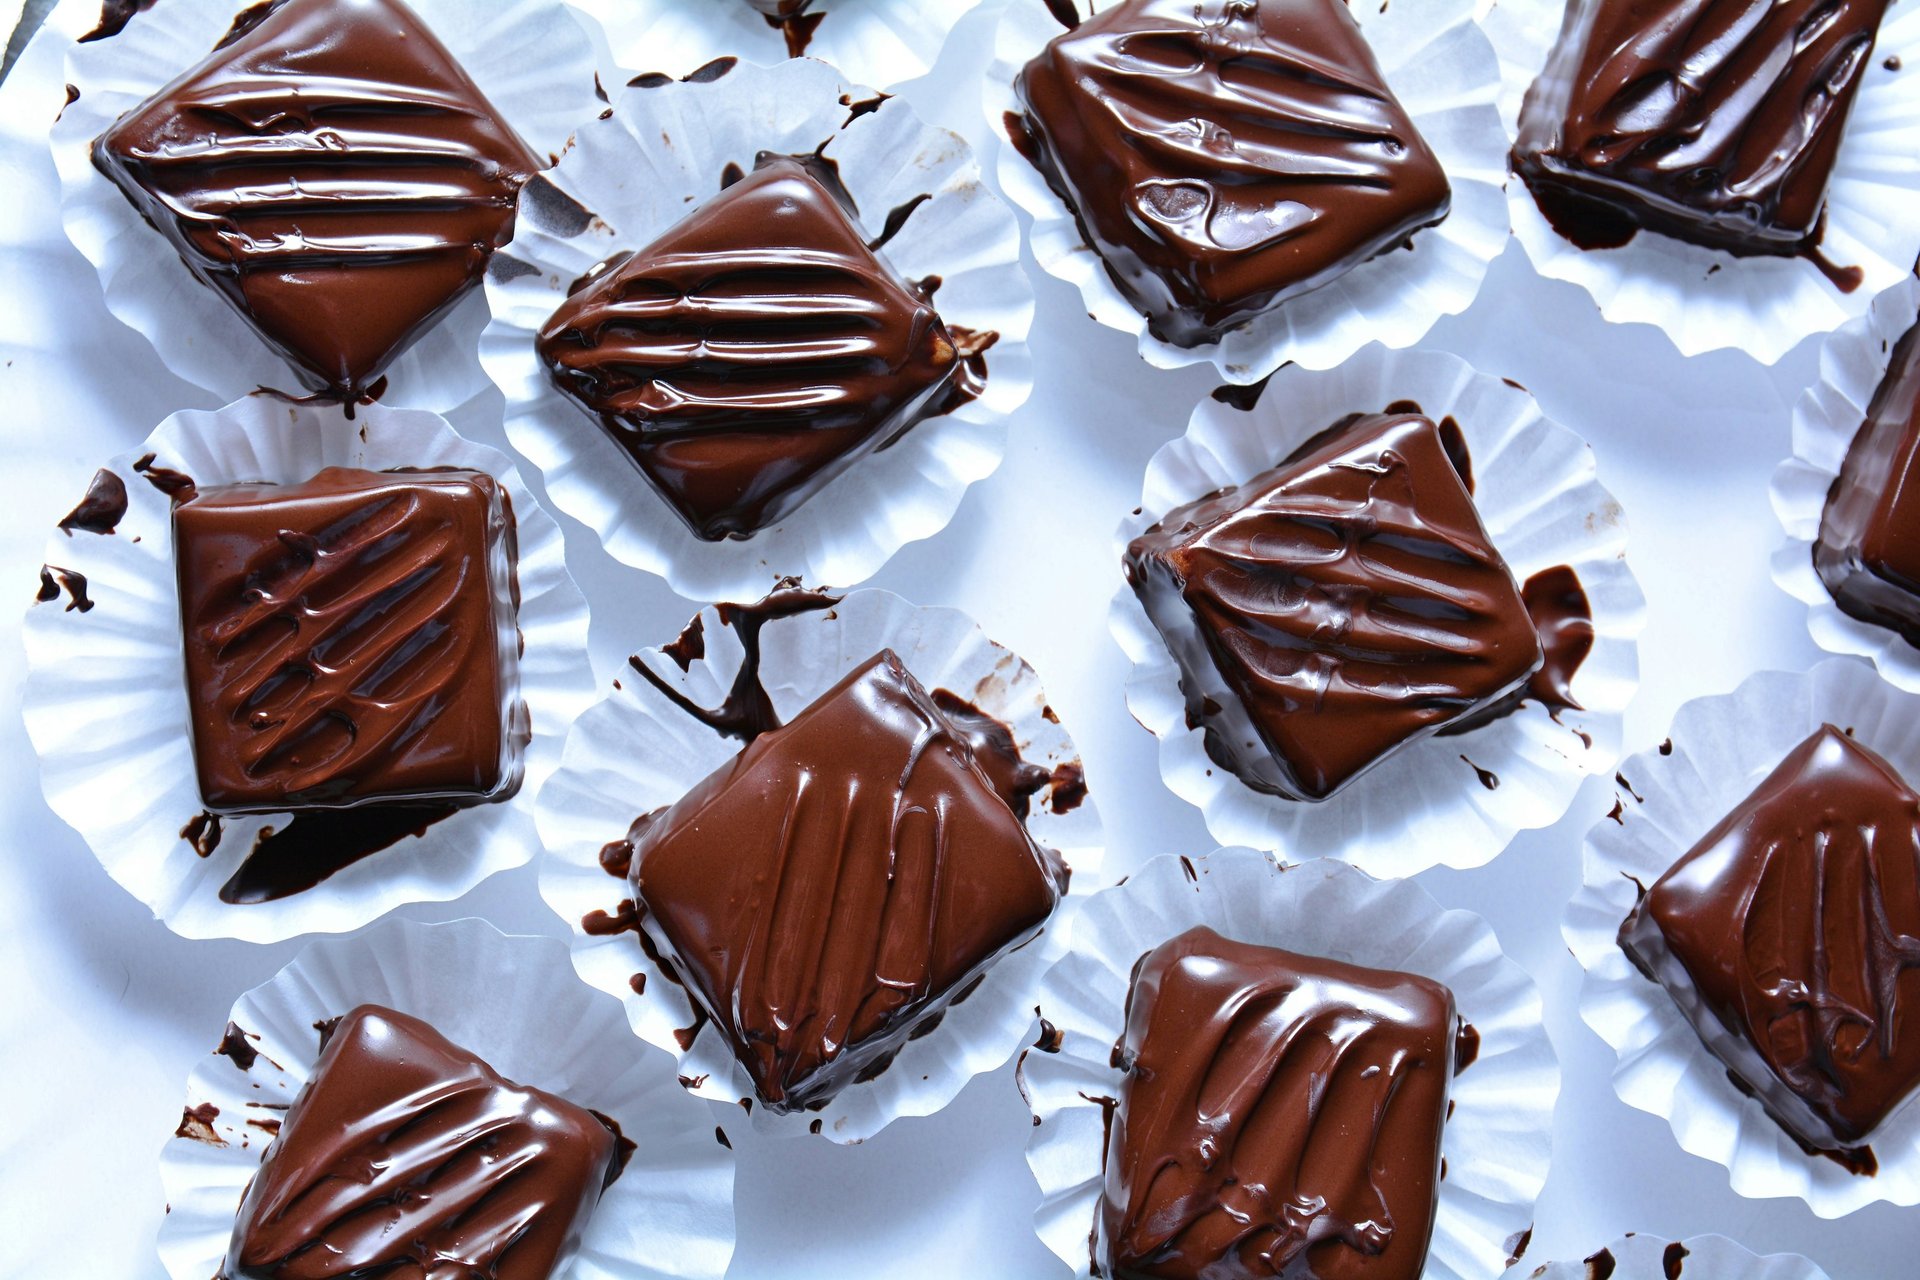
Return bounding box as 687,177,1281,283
79,0,158,42
1663,1242,1689,1278
1034,1017,1064,1053
663,614,706,671
58,469,129,536
1461,756,1500,791
217,805,458,904
628,587,843,744
36,566,93,613
598,837,635,879
930,688,1051,818
1442,565,1596,737
181,812,223,857
1042,0,1081,30
839,92,890,124
1504,1227,1534,1267
215,1022,259,1071
1047,761,1088,815
684,57,736,85
1209,374,1274,412
769,10,826,57
132,452,196,502
1585,1248,1616,1280
868,193,931,254
175,1101,223,1145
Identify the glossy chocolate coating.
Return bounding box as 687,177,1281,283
173,466,521,813
1099,926,1455,1280
1620,725,1920,1154
629,649,1068,1112
537,154,962,542
1512,0,1888,257
1009,0,1450,348
1124,413,1542,801
225,1005,616,1280
1817,309,1920,647
92,0,542,396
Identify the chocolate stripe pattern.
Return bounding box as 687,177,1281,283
226,1006,618,1280
92,0,542,395
628,650,1068,1111
1099,927,1455,1280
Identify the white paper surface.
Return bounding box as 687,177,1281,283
1110,345,1644,875
985,0,1512,383
1494,0,1920,362
21,395,596,942
50,0,611,409
481,59,1032,602
156,917,737,1280
1772,274,1920,690
538,586,1103,1143
1523,1233,1828,1280
1019,850,1556,1280
1569,659,1920,1216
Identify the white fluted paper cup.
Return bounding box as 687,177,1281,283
1772,273,1920,690
157,917,736,1280
986,0,1511,384
578,0,983,90
50,0,608,408
1110,346,1644,875
1496,0,1920,362
537,586,1102,1143
481,58,1032,603
1569,659,1920,1215
1523,1234,1829,1280
1019,850,1556,1280
21,394,594,943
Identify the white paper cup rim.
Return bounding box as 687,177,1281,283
481,58,1033,602
21,394,595,943
537,585,1103,1142
986,0,1513,383
156,917,737,1280
1569,658,1920,1215
1019,849,1557,1280
1110,344,1644,876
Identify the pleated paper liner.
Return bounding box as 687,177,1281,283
1493,0,1920,362
1569,660,1920,1216
537,586,1103,1143
1110,345,1644,875
1772,273,1920,691
481,58,1032,603
1019,850,1556,1280
157,918,736,1280
985,0,1511,384
578,0,983,90
1524,1234,1829,1280
52,0,610,408
21,394,595,942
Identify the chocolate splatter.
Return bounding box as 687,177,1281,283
218,806,458,904
174,1102,223,1145
58,469,129,536
36,566,93,613
215,1022,258,1071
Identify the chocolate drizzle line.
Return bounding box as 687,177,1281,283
627,587,843,744
58,469,129,536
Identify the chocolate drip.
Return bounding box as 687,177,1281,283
215,1021,259,1071
1663,1242,1690,1278
132,452,196,501
1513,0,1887,274
58,469,129,535
1442,564,1596,736
930,688,1052,819
35,566,93,613
79,0,157,42
218,805,458,903
628,586,841,744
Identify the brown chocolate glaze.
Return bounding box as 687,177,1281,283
627,586,843,744
1125,413,1542,801
173,466,522,813
36,566,94,613
1513,0,1888,271
1818,307,1920,645
91,0,542,396
1011,0,1450,348
930,688,1052,819
537,153,972,540
1442,564,1596,737
1099,926,1454,1280
59,469,129,536
629,650,1069,1112
1620,725,1920,1160
80,0,158,42
224,1006,618,1280
218,804,458,904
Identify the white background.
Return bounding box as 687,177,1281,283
0,2,1909,1277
